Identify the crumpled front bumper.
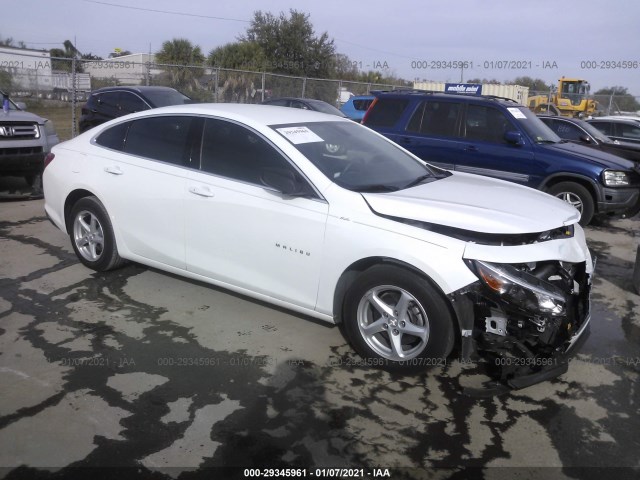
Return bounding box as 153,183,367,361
452,229,594,392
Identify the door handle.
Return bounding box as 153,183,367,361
400,137,414,145
464,145,478,152
104,166,123,175
188,186,215,198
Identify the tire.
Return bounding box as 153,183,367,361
342,265,455,372
623,197,640,219
547,182,595,226
69,196,125,271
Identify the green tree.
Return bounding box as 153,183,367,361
511,76,552,93
155,38,205,91
594,86,640,113
209,41,265,71
50,40,81,72
240,9,336,78
0,35,27,48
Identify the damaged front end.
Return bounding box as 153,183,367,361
451,231,593,391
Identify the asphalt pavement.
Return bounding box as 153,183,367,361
0,184,639,479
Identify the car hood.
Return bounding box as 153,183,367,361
543,141,635,170
361,172,580,234
0,109,47,124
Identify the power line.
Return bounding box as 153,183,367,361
83,1,414,63
83,0,250,22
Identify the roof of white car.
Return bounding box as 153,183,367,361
146,103,348,126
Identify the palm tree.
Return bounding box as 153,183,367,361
155,39,205,91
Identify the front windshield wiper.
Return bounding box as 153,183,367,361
402,173,433,189
537,139,559,144
350,184,401,193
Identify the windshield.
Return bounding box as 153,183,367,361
271,121,448,192
143,89,192,107
511,106,561,143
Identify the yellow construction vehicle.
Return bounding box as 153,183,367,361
528,77,598,118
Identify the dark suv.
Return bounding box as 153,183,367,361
79,86,191,133
362,90,640,225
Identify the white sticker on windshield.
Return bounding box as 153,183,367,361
276,126,324,144
507,107,527,119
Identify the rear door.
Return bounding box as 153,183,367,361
392,99,464,170
93,115,197,269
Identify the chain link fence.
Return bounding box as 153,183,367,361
1,50,639,142
0,53,402,141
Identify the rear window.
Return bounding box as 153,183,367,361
353,99,373,111
95,121,130,151
364,98,409,127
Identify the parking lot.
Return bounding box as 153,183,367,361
1,182,639,478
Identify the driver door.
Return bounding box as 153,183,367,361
184,118,329,310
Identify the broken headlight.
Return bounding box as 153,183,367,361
467,260,566,315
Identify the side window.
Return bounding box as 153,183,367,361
95,121,130,151
364,99,409,127
118,92,148,114
554,121,584,141
407,101,460,137
98,92,120,116
200,119,299,186
620,123,640,140
124,116,194,166
590,121,611,136
465,105,513,143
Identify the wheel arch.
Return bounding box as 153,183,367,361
332,256,460,331
538,174,601,207
63,189,97,234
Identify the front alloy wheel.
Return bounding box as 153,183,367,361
343,265,454,371
357,285,429,361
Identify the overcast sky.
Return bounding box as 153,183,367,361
7,0,640,95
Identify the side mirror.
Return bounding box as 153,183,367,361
261,168,311,197
504,131,525,146
578,134,592,144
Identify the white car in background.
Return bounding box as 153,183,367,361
43,104,593,389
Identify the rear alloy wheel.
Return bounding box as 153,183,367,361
70,196,125,271
343,265,454,371
547,182,595,226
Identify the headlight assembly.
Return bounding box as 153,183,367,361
43,120,57,137
603,170,630,186
468,260,566,316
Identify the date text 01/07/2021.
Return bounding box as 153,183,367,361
243,467,392,478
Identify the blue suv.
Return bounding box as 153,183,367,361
362,90,640,225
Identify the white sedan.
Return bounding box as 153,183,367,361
44,104,593,387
